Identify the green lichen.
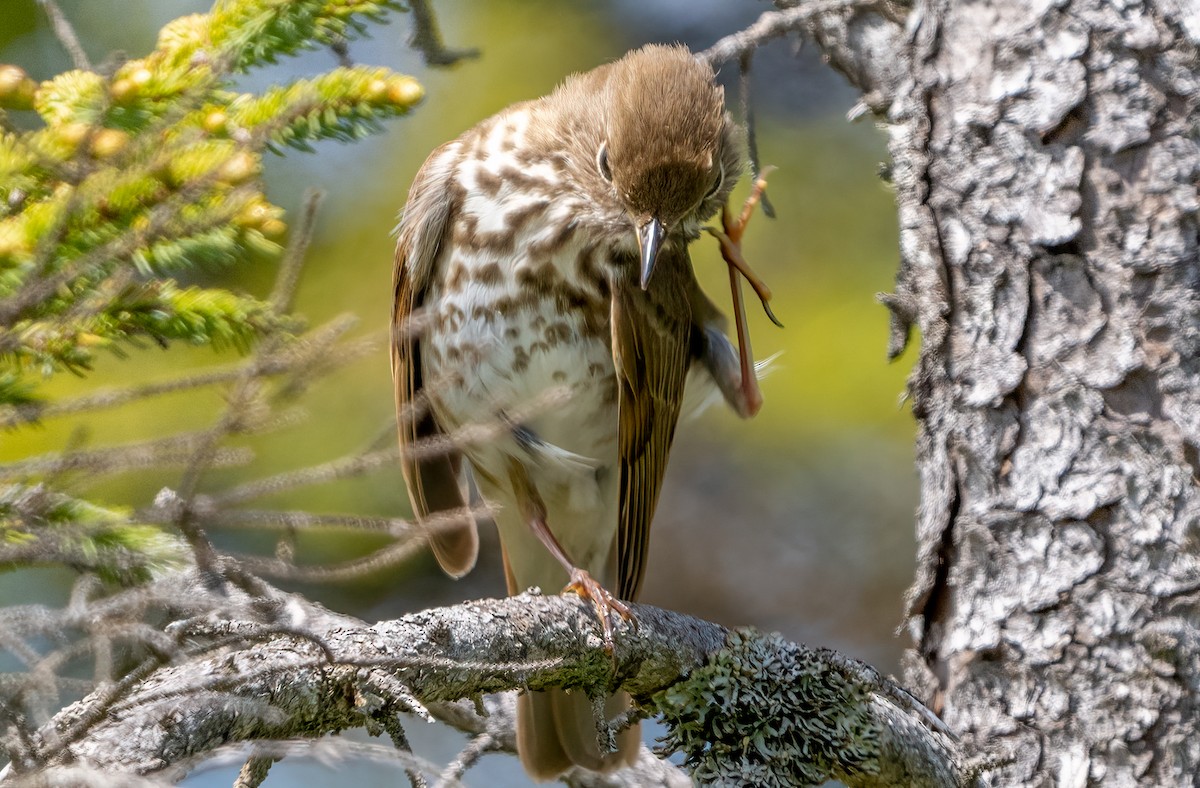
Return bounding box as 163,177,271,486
653,629,882,787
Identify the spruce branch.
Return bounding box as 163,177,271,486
1,0,425,398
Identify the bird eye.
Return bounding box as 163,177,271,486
705,163,725,199
597,144,613,183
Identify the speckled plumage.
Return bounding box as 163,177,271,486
392,44,745,779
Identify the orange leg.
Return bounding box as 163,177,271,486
705,168,779,419
508,459,631,652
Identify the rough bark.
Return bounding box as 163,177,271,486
807,0,1200,784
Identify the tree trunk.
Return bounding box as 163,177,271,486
815,0,1200,784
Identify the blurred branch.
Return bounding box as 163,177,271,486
268,190,322,312
203,510,410,532
698,0,869,67
406,0,479,67
8,585,978,787
201,446,399,507
36,0,91,71
0,435,254,479
172,188,327,506
0,322,376,428
232,753,276,788
695,0,887,226
229,537,426,583
736,51,775,219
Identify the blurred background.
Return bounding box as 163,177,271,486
0,0,917,784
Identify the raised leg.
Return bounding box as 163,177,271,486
705,168,780,419
507,458,631,651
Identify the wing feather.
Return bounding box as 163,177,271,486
611,247,692,601
392,141,479,578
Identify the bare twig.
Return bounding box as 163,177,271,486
379,713,427,788
232,753,277,788
435,733,495,787
738,51,776,219
269,190,323,312
698,0,871,67
201,506,487,541
329,36,353,68
202,510,413,533
406,0,479,67
1,318,374,429
36,0,91,72
229,537,427,584
207,447,399,507
168,191,332,573
0,435,253,479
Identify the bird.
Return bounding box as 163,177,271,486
391,44,766,780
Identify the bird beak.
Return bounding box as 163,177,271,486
637,217,666,290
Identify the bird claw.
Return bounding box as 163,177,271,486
705,167,780,419
564,568,633,654
708,166,781,326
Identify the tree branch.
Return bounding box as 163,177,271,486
699,0,874,67
11,586,978,787
405,0,479,67
36,0,91,72
700,0,911,117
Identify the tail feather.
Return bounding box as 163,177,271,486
517,688,640,781
517,692,573,781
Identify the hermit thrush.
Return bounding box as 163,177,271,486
392,44,767,779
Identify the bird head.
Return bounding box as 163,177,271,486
594,45,742,289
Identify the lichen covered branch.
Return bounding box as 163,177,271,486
11,586,975,787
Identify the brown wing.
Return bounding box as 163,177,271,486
610,246,692,601
392,140,478,578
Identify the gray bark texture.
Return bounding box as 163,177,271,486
807,0,1200,784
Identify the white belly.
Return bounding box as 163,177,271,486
422,235,621,591
423,248,616,462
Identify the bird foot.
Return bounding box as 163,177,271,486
704,167,780,419
706,166,782,328
564,568,633,653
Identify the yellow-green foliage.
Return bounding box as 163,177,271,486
0,0,417,579
0,0,418,393
0,483,185,583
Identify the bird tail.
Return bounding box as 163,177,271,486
517,688,641,781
